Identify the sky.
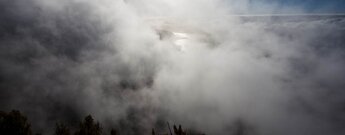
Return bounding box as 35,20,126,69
241,0,345,14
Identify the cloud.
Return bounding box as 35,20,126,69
0,0,345,134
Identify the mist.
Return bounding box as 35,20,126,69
1,0,345,134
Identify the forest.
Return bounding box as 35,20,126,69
0,110,215,135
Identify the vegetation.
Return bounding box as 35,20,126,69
110,129,117,135
0,110,213,135
151,123,206,135
0,110,33,135
173,125,186,135
55,122,70,135
74,115,102,135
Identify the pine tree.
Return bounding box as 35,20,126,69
55,122,70,135
110,128,117,135
74,115,102,135
0,110,33,135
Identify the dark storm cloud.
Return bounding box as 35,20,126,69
1,0,345,135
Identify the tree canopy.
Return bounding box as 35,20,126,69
0,110,33,135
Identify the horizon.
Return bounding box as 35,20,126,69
237,0,345,14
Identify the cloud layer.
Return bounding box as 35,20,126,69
1,0,345,134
